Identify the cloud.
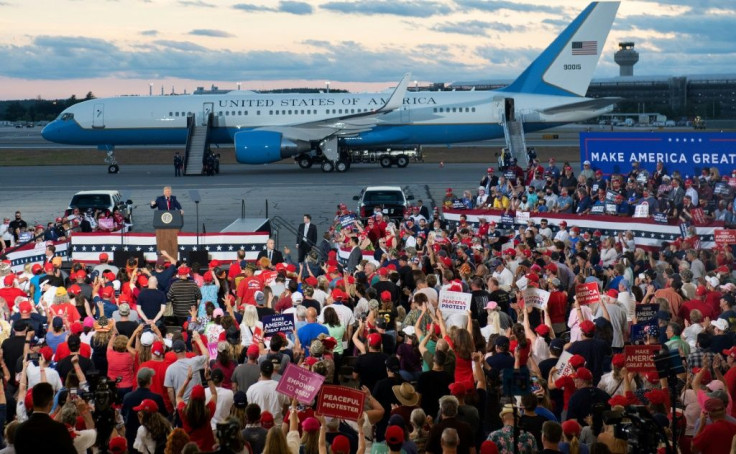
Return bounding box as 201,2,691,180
279,1,312,15
432,20,514,36
178,0,216,7
322,1,452,18
152,40,209,52
0,35,490,83
140,30,159,36
189,29,235,38
453,0,556,14
232,3,274,12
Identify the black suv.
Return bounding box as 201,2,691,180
353,186,413,222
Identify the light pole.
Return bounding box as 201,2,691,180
237,82,242,91
326,81,330,93
149,83,153,96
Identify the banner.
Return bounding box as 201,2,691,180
633,203,649,218
441,209,721,250
438,290,471,313
316,385,365,421
276,363,326,404
339,214,358,228
575,282,600,305
4,240,70,273
630,320,658,344
624,345,660,372
69,232,269,263
516,276,528,291
715,229,736,247
635,304,659,323
262,313,295,337
580,132,736,178
523,287,550,310
515,211,530,225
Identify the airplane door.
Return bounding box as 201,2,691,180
505,98,515,122
92,103,105,128
202,102,213,126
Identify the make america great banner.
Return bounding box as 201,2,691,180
580,132,736,176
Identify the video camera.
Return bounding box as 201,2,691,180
603,405,666,452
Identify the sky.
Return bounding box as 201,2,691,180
0,0,734,100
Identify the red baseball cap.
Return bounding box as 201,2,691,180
133,398,159,413
177,266,190,276
19,300,33,315
572,367,593,381
368,333,382,347
696,285,707,296
305,276,318,286
31,264,43,274
99,253,109,261
331,435,351,454
70,322,83,335
534,325,550,337
569,354,586,369
190,384,206,400
151,341,165,356
449,382,467,396
612,353,626,368
260,411,275,428
606,289,619,299
109,437,127,454
579,320,596,335
385,425,404,445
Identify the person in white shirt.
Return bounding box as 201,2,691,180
616,280,636,323
490,260,514,291
206,368,234,430
246,361,290,423
538,219,553,240
312,278,329,307
597,354,633,397
26,347,63,392
553,221,569,243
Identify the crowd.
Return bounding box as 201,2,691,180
0,158,735,454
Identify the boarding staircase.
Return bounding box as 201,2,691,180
184,113,213,175
502,115,529,169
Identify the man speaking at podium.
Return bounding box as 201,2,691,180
150,186,183,213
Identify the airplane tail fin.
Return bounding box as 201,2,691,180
501,2,619,97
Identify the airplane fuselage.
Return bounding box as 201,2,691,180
42,90,611,148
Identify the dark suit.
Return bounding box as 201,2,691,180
347,246,362,272
296,222,318,262
121,387,168,450
15,412,77,453
257,248,284,265
150,195,182,211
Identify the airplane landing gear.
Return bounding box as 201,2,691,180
321,160,334,172
297,155,313,169
104,149,119,174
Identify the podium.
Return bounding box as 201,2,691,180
153,210,183,260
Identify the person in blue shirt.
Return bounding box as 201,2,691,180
556,189,573,213
614,194,632,216
29,265,47,305
297,307,328,356
92,281,118,318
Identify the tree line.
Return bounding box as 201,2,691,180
0,92,95,122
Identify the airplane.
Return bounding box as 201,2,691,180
42,2,620,174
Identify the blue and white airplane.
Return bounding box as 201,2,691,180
42,2,620,174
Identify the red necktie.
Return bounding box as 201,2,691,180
167,198,170,210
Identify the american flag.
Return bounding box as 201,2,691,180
572,40,597,56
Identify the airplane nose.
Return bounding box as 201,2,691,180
41,121,61,142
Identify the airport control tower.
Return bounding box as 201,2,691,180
614,42,639,76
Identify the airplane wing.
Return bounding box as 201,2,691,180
540,97,621,115
255,73,411,142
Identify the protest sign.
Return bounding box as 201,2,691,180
653,213,669,224
679,222,690,238
276,363,326,404
252,326,263,345
515,211,530,225
339,214,358,228
438,289,471,314
523,287,550,310
554,351,574,380
500,214,514,226
316,385,366,421
606,190,617,202
691,208,707,226
624,345,660,372
262,313,295,337
635,304,659,323
629,320,658,344
633,203,649,218
515,276,528,291
575,282,600,305
715,182,732,196
605,203,617,215
590,204,605,215
715,229,736,247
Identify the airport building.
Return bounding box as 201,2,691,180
449,42,736,120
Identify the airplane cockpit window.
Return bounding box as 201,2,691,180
60,113,74,121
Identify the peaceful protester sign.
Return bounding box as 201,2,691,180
523,287,550,310
316,385,366,421
438,289,472,314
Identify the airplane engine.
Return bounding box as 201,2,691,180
233,130,304,164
